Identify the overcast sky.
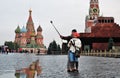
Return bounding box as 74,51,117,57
0,0,120,47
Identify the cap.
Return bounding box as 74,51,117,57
72,29,77,32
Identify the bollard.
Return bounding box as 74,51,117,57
93,50,95,56
90,50,93,56
115,51,117,58
92,50,93,56
100,50,102,57
109,50,111,57
96,50,98,56
88,51,89,56
104,50,107,57
89,51,91,56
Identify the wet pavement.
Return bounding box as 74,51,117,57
0,53,120,78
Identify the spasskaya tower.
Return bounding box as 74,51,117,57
85,0,100,33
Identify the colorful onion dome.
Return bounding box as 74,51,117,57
21,26,27,33
15,26,21,33
37,25,42,32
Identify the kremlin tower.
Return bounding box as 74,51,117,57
85,0,100,33
14,9,46,54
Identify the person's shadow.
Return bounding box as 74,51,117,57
68,71,80,78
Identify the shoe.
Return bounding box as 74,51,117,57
67,69,71,72
67,69,74,72
74,69,79,72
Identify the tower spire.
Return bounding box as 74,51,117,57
26,9,35,33
29,8,32,16
26,9,35,42
27,8,33,23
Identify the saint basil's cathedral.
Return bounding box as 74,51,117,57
14,9,46,54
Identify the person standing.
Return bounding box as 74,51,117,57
60,29,81,72
67,32,81,72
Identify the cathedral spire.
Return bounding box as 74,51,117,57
27,9,33,24
29,8,32,16
26,9,35,37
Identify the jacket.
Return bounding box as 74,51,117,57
67,38,81,53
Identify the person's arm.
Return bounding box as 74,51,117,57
60,35,72,41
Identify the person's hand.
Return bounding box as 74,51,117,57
69,41,74,46
60,35,63,39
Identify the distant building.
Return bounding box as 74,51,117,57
82,0,120,50
62,0,120,52
14,9,46,54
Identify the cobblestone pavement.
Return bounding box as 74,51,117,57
0,53,120,78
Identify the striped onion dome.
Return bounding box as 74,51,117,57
37,25,42,32
21,26,27,33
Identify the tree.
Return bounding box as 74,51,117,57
4,41,19,52
47,43,52,54
52,40,58,51
4,41,14,50
14,43,20,51
57,44,61,54
47,40,61,55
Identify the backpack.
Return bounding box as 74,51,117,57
75,48,81,57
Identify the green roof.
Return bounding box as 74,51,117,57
15,26,21,33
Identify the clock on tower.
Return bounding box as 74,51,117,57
93,8,98,13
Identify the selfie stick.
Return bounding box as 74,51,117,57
50,21,61,36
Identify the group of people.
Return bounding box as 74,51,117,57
0,46,9,54
60,29,81,72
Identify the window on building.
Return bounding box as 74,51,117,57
111,20,114,23
108,20,110,23
105,20,107,23
98,20,101,23
102,19,104,23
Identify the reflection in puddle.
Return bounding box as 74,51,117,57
15,59,41,78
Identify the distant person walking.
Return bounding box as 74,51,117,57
1,46,5,53
37,49,40,55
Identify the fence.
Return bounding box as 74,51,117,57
81,50,120,58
